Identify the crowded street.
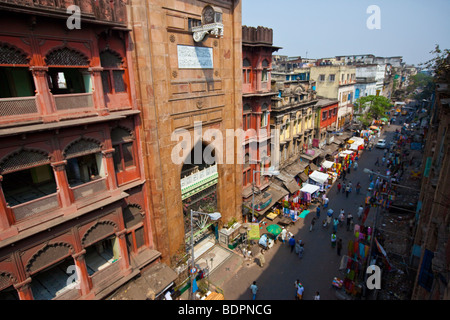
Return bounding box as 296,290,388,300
210,112,418,300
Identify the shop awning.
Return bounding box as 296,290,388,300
300,183,320,194
321,160,335,169
284,161,308,177
309,170,329,185
322,144,339,156
275,171,300,194
300,149,322,161
309,163,319,171
299,172,308,182
243,184,289,217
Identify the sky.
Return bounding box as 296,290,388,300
242,0,450,66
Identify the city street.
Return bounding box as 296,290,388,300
213,125,398,300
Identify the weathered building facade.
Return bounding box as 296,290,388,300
0,0,161,300
241,25,280,218
411,79,450,300
128,0,243,266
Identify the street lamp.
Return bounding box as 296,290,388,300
251,166,280,223
189,209,221,300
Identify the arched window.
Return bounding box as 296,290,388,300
261,59,269,82
243,58,251,84
123,204,146,253
111,126,135,173
100,50,126,94
243,153,252,187
0,149,56,207
63,138,104,187
243,103,252,131
0,43,35,100
45,47,90,95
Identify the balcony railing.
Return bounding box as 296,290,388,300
70,178,107,201
53,93,94,112
0,96,38,117
10,193,59,222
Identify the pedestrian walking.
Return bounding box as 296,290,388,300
331,232,337,248
324,214,332,229
281,227,287,244
346,213,353,231
294,280,300,300
339,210,345,226
333,218,339,233
323,197,329,209
258,250,265,268
337,182,342,194
354,161,358,171
297,283,304,300
382,156,386,166
250,281,258,300
316,205,321,219
342,182,346,194
342,169,347,181
337,238,342,256
298,244,304,259
289,235,296,253
345,185,350,198
310,217,316,232
314,291,320,300
356,182,361,195
375,157,379,166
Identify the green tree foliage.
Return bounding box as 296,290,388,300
353,95,392,123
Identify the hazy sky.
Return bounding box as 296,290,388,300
242,0,450,66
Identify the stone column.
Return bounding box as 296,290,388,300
51,160,72,209
88,67,108,116
72,249,91,297
101,148,118,191
0,175,11,231
115,230,130,272
29,66,57,122
14,277,33,300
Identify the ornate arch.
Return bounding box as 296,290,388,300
100,49,124,68
25,242,74,275
0,271,18,291
0,42,30,65
45,46,89,67
62,137,103,159
111,126,134,144
81,220,118,247
0,148,51,175
122,204,143,229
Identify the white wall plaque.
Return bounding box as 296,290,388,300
177,45,213,69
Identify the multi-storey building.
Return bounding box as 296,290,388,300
0,0,162,300
310,64,356,130
128,0,243,266
270,72,318,167
411,78,450,300
241,26,280,220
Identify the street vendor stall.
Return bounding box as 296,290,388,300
321,160,338,184
308,170,330,190
348,137,365,151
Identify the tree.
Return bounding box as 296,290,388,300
421,45,450,82
353,95,392,122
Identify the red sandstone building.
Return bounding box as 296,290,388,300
241,26,280,221
0,1,162,300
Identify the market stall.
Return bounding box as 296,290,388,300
348,137,365,151
321,160,338,184
308,170,330,190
